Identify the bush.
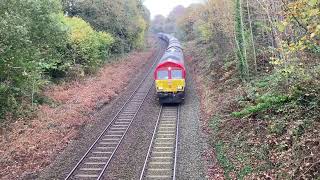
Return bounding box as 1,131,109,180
232,94,290,118
68,0,148,54
0,0,68,120
62,16,114,74
130,16,148,50
195,20,212,43
0,1,115,121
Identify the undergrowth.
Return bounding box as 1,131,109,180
217,75,319,178
188,40,320,179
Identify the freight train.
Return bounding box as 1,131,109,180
155,33,186,104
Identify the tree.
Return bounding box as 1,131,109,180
176,4,203,40
151,15,167,33
235,0,249,79
68,0,149,53
246,0,258,73
0,0,67,118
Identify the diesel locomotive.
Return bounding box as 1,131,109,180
155,33,186,104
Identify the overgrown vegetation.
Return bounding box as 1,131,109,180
62,16,114,74
155,0,320,178
0,0,149,122
63,0,149,53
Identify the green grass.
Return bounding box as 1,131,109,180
214,141,235,179
209,115,221,134
238,165,253,180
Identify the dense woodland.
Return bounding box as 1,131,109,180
0,0,149,122
0,0,319,178
152,0,319,178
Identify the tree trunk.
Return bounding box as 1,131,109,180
235,0,249,80
246,0,258,73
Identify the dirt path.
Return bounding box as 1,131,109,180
0,46,156,179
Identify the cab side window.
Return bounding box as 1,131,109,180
157,70,169,80
171,70,183,79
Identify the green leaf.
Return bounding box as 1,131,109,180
276,22,287,32
309,0,318,6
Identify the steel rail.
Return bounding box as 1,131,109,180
65,40,166,180
173,105,180,180
96,84,152,179
139,105,180,180
139,106,163,180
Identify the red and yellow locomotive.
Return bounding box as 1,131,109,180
155,34,186,104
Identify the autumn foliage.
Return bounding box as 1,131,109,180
0,0,149,122
155,0,320,178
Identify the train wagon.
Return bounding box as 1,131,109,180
155,33,186,104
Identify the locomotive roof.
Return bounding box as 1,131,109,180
160,51,184,64
155,33,185,73
166,47,182,53
167,43,182,50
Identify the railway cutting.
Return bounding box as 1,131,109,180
65,41,166,180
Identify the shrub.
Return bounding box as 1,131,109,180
0,1,115,121
62,16,114,74
195,21,212,43
232,94,290,118
131,16,147,50
68,0,148,54
0,0,68,120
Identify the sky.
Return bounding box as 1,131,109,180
143,0,204,19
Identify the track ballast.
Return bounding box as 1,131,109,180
140,105,180,180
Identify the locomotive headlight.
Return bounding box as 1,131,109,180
158,87,163,90
177,86,183,90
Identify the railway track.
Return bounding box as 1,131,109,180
139,105,180,180
65,41,166,180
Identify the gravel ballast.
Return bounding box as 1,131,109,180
177,65,206,179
